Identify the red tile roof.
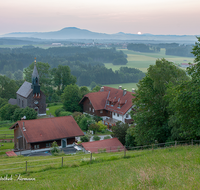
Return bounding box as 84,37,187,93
81,138,124,153
6,151,17,157
80,86,135,115
10,116,84,143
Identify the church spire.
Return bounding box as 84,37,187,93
32,58,39,83
31,58,40,96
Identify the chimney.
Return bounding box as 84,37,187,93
132,88,135,93
100,87,104,92
123,89,127,96
119,86,122,90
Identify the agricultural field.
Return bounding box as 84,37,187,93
104,82,138,91
104,48,194,73
0,145,199,189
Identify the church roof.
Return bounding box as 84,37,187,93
8,98,17,105
32,64,39,79
16,81,32,98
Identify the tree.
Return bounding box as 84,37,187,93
61,84,82,112
111,121,129,145
24,62,51,87
0,104,19,121
165,37,200,140
13,70,23,80
79,86,90,97
12,107,37,121
78,115,95,131
91,85,101,92
0,75,18,100
88,123,100,134
51,65,76,94
125,127,136,147
132,59,188,145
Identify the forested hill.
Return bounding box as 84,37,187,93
0,46,145,86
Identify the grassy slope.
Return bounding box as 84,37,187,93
46,105,63,117
0,146,199,189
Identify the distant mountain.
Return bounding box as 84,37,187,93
1,27,198,43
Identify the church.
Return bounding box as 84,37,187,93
15,60,46,115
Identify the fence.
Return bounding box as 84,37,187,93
0,139,199,175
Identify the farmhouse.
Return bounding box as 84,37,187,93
9,59,46,115
79,86,135,127
10,116,84,154
80,138,124,153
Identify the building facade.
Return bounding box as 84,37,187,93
79,86,135,127
16,61,46,115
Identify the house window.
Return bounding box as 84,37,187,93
89,107,91,112
117,114,119,117
22,100,24,108
100,110,103,113
92,109,94,112
46,143,51,147
34,145,39,149
126,114,129,118
114,112,115,116
106,100,110,105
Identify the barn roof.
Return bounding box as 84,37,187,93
10,116,84,143
80,138,124,153
80,86,135,115
16,81,32,98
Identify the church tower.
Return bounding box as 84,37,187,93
31,58,40,97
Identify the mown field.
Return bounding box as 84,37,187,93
104,48,194,73
0,145,199,189
104,82,138,91
103,48,194,90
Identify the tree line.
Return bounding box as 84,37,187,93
0,46,127,75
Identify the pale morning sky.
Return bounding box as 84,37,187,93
0,0,199,35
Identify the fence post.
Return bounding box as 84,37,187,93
192,139,193,146
175,141,177,147
90,153,92,164
62,157,63,167
124,146,126,158
26,161,27,172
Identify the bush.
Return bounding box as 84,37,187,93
55,108,65,117
50,141,60,155
93,135,101,141
59,111,72,116
104,136,111,140
80,135,90,142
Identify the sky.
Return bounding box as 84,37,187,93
0,0,200,35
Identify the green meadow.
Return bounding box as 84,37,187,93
103,48,194,89
104,82,138,91
0,146,199,189
104,48,194,73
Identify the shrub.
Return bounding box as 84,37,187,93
93,135,101,141
80,135,90,142
50,141,60,155
104,136,111,140
55,108,65,117
59,111,72,116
